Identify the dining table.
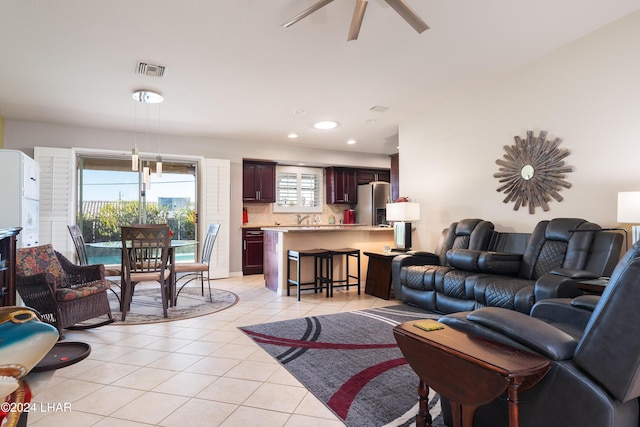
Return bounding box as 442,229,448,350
87,240,195,310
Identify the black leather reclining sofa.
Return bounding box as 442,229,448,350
391,218,623,315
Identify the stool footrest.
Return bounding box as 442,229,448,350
327,248,361,297
287,249,332,301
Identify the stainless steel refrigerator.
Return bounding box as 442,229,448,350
356,182,391,226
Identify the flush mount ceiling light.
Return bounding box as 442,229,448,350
313,120,338,130
288,133,299,139
132,90,163,104
347,139,357,145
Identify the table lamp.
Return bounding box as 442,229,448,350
617,191,640,245
386,202,420,251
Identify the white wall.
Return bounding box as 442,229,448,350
400,10,640,250
4,121,391,273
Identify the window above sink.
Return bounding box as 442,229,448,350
273,165,323,213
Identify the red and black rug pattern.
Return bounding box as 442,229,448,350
240,304,444,427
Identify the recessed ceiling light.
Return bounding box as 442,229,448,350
313,121,338,130
347,139,357,145
288,133,299,139
293,109,307,115
365,119,376,124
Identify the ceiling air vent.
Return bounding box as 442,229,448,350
136,62,166,78
369,106,389,113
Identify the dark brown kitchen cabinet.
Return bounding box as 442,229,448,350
242,228,264,275
356,168,391,185
325,167,358,204
243,160,276,203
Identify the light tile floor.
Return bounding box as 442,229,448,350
27,275,398,426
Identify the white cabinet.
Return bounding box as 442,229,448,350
0,150,40,248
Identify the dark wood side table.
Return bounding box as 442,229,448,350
0,227,22,307
393,321,550,427
576,278,608,295
363,251,404,299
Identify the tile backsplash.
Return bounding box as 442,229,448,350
243,204,351,226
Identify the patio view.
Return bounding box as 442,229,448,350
77,156,198,264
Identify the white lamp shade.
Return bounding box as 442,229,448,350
617,192,640,223
386,202,420,222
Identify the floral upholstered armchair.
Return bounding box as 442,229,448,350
15,244,114,336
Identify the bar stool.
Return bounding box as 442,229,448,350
328,248,361,297
287,249,332,301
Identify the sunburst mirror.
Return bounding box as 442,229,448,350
494,130,573,214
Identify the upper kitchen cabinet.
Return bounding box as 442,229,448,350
243,160,276,203
356,168,391,185
325,167,358,204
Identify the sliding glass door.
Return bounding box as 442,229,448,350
76,155,197,265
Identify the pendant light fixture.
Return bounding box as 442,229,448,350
143,161,151,186
131,146,139,171
131,89,163,172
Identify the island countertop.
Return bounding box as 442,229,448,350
260,224,393,232
262,226,394,296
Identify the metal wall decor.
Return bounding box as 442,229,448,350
494,130,573,214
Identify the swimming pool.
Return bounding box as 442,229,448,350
86,240,197,265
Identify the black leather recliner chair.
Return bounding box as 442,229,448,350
390,218,495,304
438,240,640,426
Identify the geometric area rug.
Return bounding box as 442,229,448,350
240,304,445,427
105,284,239,325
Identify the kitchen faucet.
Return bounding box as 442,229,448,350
297,214,310,224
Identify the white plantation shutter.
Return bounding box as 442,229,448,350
276,172,298,206
201,157,230,278
300,173,320,207
34,146,76,259
274,166,323,213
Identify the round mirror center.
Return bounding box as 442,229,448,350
521,165,534,180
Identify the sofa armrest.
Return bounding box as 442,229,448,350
534,272,587,301
391,252,440,300
466,307,578,360
571,295,600,310
549,268,599,280
404,251,440,264
477,251,522,274
446,249,522,275
439,312,539,353
530,296,598,337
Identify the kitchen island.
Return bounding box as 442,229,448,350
261,225,394,296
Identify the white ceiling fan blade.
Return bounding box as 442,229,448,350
384,0,429,33
347,0,368,41
282,0,336,28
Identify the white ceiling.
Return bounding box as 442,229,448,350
1,1,639,155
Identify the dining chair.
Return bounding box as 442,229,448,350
174,224,220,302
67,224,122,304
120,224,173,321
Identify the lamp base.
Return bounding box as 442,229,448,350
393,222,413,251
